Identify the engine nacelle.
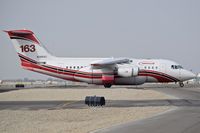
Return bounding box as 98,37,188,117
117,67,139,77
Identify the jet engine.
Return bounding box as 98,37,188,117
117,66,139,77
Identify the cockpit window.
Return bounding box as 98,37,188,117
178,65,183,69
171,65,183,69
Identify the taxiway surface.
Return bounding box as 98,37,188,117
95,87,200,133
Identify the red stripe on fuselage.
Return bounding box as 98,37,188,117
139,73,173,82
139,70,179,82
20,58,102,80
18,54,178,83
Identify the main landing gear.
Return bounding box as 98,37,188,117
104,84,112,88
179,82,184,87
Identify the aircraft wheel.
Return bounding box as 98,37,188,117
104,84,112,88
179,82,184,87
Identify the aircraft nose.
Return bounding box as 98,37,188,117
181,70,196,81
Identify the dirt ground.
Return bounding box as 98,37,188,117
0,87,173,133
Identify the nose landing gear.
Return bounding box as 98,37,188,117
179,82,184,87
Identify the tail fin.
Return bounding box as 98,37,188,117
4,29,53,68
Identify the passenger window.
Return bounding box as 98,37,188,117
144,66,147,69
148,66,150,69
77,66,79,69
152,66,154,69
155,66,158,69
70,66,72,69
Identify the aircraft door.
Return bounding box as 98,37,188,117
178,67,182,81
160,63,166,73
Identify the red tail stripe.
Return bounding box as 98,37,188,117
6,30,39,44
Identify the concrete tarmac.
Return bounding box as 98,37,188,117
94,87,200,133
1,98,200,110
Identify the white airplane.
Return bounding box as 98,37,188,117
4,29,196,88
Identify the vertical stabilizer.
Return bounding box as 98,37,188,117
4,29,54,69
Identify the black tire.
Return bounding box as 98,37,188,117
179,82,184,87
104,84,112,88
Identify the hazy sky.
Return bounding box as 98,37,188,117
0,0,200,79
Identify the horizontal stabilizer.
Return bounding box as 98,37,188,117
3,30,34,35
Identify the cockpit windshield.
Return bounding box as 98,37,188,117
171,65,183,69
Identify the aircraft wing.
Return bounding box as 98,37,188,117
91,58,130,66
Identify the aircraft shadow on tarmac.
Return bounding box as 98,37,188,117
0,99,200,110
